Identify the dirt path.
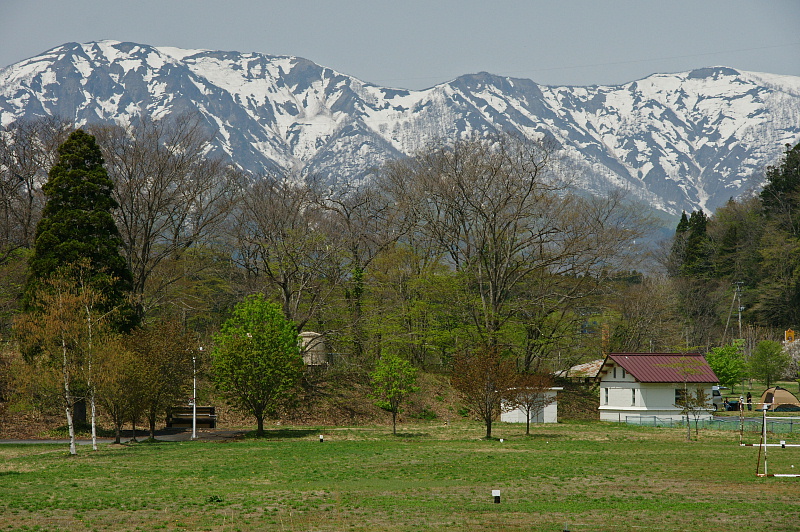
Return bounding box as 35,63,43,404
0,428,248,444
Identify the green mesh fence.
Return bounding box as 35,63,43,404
624,416,800,433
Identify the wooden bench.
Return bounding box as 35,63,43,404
166,406,217,429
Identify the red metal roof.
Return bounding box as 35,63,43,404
603,353,718,383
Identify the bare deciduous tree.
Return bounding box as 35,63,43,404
664,356,713,441
382,134,647,363
451,345,519,439
0,117,71,263
382,135,559,341
94,335,137,444
229,174,343,331
608,275,683,353
311,178,406,357
90,115,242,320
123,320,196,440
678,387,714,440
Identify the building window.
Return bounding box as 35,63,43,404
632,389,636,406
613,367,617,379
675,388,686,406
605,387,609,405
622,368,626,378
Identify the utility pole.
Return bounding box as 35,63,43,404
734,281,744,339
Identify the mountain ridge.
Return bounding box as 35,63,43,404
2,40,799,216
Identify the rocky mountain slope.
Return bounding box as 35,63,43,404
2,40,799,215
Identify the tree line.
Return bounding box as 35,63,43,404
12,113,779,442
666,141,800,385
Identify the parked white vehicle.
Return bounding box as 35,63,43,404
711,386,725,411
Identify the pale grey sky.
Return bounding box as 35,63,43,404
1,0,798,90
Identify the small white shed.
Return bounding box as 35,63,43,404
501,388,562,424
299,331,329,366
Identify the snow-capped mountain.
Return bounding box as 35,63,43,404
2,40,799,215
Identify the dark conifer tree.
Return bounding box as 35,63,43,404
668,209,718,345
669,210,712,278
23,129,136,330
668,211,690,276
751,141,800,326
761,141,800,235
682,210,712,278
676,210,689,233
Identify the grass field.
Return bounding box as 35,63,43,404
1,420,799,531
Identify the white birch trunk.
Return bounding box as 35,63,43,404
90,394,97,451
84,299,98,451
64,403,76,456
62,337,77,455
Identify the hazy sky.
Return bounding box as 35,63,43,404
1,0,798,90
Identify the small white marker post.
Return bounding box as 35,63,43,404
492,490,500,504
499,438,503,443
319,434,324,443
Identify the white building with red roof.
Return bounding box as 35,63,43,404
597,353,719,422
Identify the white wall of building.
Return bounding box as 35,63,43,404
501,389,560,424
598,364,714,422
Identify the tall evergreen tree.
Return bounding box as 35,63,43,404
760,141,800,233
753,141,800,326
669,210,714,279
682,210,712,278
676,210,690,233
710,197,763,282
668,211,690,276
23,129,136,330
668,209,720,346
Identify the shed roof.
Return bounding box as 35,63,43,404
600,353,718,383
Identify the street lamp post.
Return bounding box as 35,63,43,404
192,349,200,440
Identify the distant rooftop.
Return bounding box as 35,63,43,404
555,359,604,379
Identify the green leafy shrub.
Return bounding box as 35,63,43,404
410,407,437,420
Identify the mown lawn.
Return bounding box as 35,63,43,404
0,420,798,531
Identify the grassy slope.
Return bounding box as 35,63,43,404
261,371,599,428
4,370,796,439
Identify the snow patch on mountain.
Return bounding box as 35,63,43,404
1,41,799,216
